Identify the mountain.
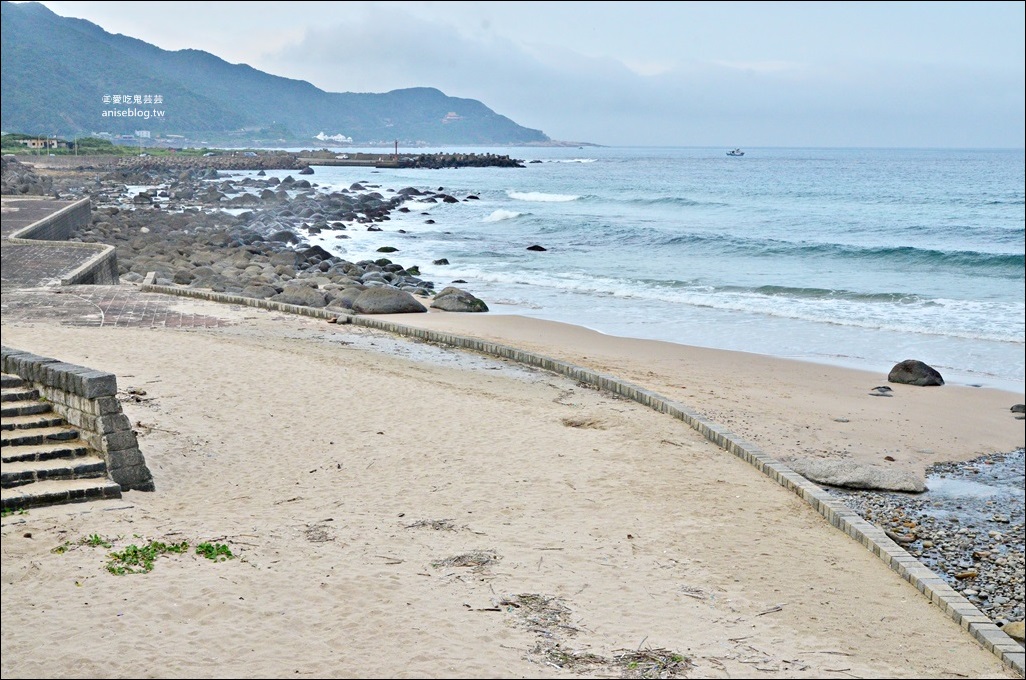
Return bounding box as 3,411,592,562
0,1,550,145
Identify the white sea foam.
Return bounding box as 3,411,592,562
483,209,523,222
507,191,580,202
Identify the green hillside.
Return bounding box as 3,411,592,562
0,1,550,145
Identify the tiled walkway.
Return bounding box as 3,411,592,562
2,198,233,330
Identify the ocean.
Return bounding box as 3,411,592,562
243,146,1026,393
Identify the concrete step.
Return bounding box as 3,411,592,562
1,425,80,448
0,373,26,389
0,400,53,418
1,441,91,464
2,455,109,489
0,387,40,403
1,412,66,431
1,477,122,512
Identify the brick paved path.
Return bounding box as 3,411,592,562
2,197,234,330
1,242,100,288
2,197,100,291
1,286,234,329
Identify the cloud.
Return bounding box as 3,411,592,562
249,5,1023,147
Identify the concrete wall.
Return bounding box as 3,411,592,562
11,198,91,241
7,198,120,285
1,346,155,492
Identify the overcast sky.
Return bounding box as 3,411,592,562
37,0,1026,148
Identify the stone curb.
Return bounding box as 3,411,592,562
135,282,1024,673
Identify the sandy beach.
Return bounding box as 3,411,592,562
1,292,1022,679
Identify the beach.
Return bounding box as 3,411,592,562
1,291,1022,679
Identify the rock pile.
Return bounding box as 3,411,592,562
1,155,54,195
64,161,490,314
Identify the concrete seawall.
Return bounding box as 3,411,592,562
2,197,119,285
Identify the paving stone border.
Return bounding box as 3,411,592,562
125,281,1020,673
0,346,155,492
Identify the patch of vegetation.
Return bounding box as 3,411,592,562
52,534,239,574
83,534,111,548
1,507,29,518
106,540,190,575
195,542,234,562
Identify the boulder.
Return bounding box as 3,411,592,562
241,284,280,300
327,286,366,310
351,287,427,314
1002,621,1025,641
270,250,304,267
430,286,489,313
271,283,328,308
888,359,944,386
788,459,926,493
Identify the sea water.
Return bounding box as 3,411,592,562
238,146,1025,393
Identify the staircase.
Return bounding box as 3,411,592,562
1,372,122,511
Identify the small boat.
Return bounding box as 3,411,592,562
726,148,744,156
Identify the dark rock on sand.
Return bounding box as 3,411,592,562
351,287,427,314
430,286,489,313
326,286,367,311
888,359,945,386
271,282,329,308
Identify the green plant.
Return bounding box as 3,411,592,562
196,542,235,562
51,541,72,554
106,540,189,575
1,507,29,518
82,534,111,548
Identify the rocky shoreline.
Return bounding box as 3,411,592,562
6,154,491,315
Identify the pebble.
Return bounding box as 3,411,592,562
827,449,1025,630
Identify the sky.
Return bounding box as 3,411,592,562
35,0,1026,148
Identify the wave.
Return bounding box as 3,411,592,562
458,269,1024,344
660,234,1024,272
730,285,929,304
507,191,580,202
482,209,524,222
540,158,597,164
625,196,706,207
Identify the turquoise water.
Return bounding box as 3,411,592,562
238,146,1026,392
